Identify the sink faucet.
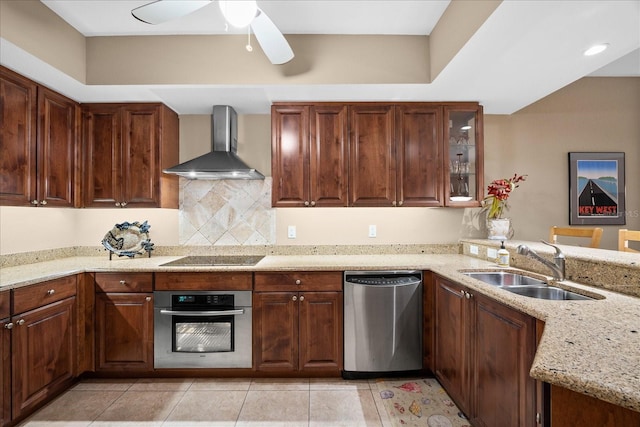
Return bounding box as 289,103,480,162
516,241,566,281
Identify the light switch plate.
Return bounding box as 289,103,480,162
287,225,296,239
469,245,479,255
368,225,377,238
487,248,498,259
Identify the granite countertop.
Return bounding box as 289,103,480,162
0,253,639,413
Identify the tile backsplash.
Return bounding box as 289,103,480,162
179,178,274,246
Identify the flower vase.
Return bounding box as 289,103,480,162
487,218,510,240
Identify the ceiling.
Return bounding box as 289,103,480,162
3,1,639,115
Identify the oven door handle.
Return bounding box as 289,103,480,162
159,309,245,316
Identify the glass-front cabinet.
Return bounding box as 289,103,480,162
444,104,484,206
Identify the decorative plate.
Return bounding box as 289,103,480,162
102,220,154,258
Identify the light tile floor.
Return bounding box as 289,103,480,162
18,378,394,427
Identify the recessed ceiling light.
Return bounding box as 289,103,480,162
584,43,609,56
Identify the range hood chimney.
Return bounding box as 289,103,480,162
163,105,265,180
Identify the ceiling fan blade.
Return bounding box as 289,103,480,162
250,9,294,65
132,0,211,25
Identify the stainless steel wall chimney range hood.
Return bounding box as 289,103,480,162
163,105,265,180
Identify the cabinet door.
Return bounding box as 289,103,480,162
298,291,343,372
444,104,484,206
0,66,37,206
309,105,349,207
12,297,76,419
253,292,298,371
396,105,443,206
271,105,310,207
121,105,160,207
83,105,122,207
434,277,472,416
0,318,10,426
349,104,396,206
473,294,536,427
37,87,79,207
95,293,153,372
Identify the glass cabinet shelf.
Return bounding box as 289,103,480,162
445,105,484,206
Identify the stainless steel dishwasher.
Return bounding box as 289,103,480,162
343,270,423,378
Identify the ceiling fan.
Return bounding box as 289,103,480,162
131,0,294,65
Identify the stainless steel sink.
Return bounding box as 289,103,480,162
462,271,547,287
501,285,594,301
461,270,598,301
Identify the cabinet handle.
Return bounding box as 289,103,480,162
295,279,301,285
304,201,310,207
299,295,304,302
119,280,126,285
465,292,472,299
398,200,403,206
31,200,39,205
392,201,397,206
292,295,297,301
460,290,465,296
121,201,127,207
16,319,25,326
4,323,13,330
115,202,121,207
40,200,47,205
310,201,316,207
47,289,55,296
145,296,152,302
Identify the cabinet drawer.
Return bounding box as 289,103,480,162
254,272,342,291
0,290,9,318
94,273,153,293
13,275,77,314
155,272,252,291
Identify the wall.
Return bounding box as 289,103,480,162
0,206,178,255
484,77,640,250
0,0,86,83
1,77,637,254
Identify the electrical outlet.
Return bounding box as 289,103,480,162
368,225,377,238
469,245,479,255
487,248,498,259
287,225,296,239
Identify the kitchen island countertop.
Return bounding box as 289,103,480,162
0,253,639,413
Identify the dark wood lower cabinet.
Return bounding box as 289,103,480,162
472,293,536,427
434,275,537,427
11,297,76,420
95,292,153,372
253,291,342,374
0,317,10,427
551,385,640,427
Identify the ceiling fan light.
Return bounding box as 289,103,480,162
219,0,258,28
584,43,609,56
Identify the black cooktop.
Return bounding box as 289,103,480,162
160,255,265,267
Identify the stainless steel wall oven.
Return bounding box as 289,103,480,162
154,290,252,368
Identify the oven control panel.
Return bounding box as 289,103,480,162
171,294,234,310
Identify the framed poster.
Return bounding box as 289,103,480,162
569,152,625,225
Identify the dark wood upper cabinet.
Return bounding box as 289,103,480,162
1,66,79,207
271,105,310,207
309,105,349,207
36,87,80,207
272,102,482,208
444,104,484,207
349,104,396,206
82,103,179,208
396,104,443,206
272,104,349,207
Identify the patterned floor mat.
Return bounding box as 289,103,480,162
376,378,471,427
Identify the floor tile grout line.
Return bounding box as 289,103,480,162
87,388,128,426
